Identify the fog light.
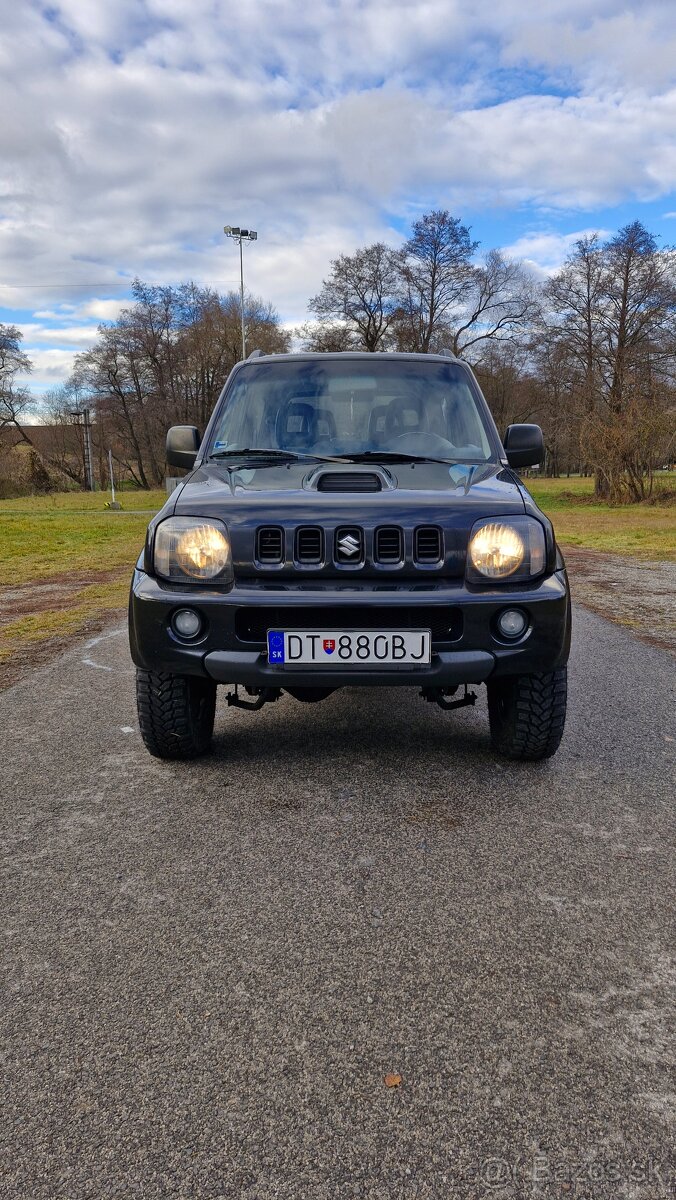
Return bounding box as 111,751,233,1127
172,608,202,639
497,608,527,639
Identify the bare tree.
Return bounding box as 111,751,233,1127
40,381,95,486
75,313,161,488
394,211,478,353
544,222,676,499
74,281,290,487
450,251,541,358
296,321,355,353
545,234,606,413
307,243,399,352
306,215,539,362
0,325,33,442
529,334,587,477
603,222,676,411
473,340,536,431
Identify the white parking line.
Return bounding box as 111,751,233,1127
81,627,127,672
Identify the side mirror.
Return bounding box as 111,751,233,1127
503,424,544,469
166,425,200,470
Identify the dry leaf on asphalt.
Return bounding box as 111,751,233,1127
384,1073,402,1088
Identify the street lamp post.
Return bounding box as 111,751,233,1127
224,225,258,359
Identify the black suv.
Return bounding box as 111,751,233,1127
129,351,570,761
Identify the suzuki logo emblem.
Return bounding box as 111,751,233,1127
338,532,361,557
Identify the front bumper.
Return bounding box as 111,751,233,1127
129,569,571,688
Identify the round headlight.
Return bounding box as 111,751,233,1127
469,522,525,578
153,517,233,583
176,523,230,579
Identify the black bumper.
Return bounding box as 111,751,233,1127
129,569,571,688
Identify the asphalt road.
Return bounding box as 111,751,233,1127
1,606,674,1200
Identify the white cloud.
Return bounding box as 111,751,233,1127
502,229,610,277
22,348,80,388
33,306,77,319
501,4,676,91
16,323,101,348
31,300,128,322
1,0,676,377
76,298,129,320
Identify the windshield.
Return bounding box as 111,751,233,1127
209,359,495,463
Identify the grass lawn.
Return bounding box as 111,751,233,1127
0,489,167,670
0,474,674,679
0,489,167,585
528,475,676,560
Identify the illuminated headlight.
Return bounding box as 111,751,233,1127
467,517,546,581
154,517,233,583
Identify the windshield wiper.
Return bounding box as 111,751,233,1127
338,450,457,466
209,448,349,464
209,447,480,468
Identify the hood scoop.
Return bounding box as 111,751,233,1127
318,471,381,493
310,466,394,493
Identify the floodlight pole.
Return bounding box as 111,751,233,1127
238,236,245,359
224,225,258,360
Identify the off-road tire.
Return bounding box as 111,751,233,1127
136,669,217,760
487,667,567,761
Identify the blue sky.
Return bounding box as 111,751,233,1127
2,0,676,394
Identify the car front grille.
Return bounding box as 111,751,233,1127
257,527,284,564
253,525,448,570
414,526,443,563
235,604,462,645
296,527,323,564
374,526,403,564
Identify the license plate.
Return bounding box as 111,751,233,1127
267,629,431,666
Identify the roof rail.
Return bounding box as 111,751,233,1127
438,347,457,360
248,348,265,359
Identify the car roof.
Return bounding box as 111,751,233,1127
243,350,462,365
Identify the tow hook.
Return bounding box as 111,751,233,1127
226,686,281,711
419,685,477,711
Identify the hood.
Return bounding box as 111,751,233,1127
174,459,525,513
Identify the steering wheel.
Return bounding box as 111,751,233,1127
384,397,427,438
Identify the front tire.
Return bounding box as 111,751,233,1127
136,669,217,760
487,667,567,761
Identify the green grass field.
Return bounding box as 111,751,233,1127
0,490,167,668
528,475,676,559
0,477,674,675
0,489,167,586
